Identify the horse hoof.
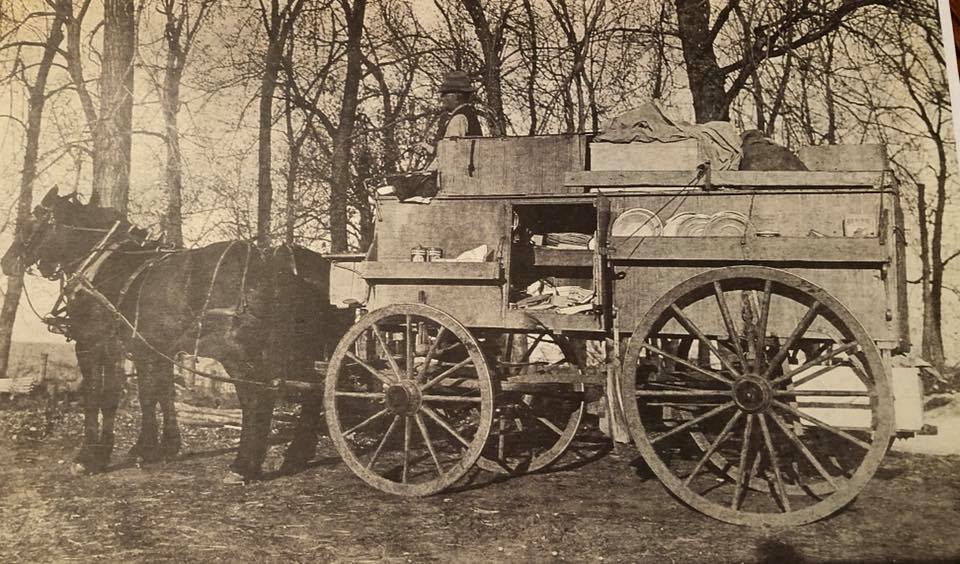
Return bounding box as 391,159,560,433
222,471,247,485
279,456,309,476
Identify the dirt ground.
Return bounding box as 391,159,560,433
1,398,959,564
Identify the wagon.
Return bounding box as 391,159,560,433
321,133,923,526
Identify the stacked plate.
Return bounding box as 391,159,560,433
610,208,663,237
662,213,711,236
611,209,752,237
705,211,750,236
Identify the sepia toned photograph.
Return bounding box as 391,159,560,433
0,0,958,561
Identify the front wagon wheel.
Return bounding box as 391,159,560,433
324,304,495,496
620,266,894,526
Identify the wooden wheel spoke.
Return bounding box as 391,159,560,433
732,414,755,510
372,325,404,381
422,394,483,403
774,389,872,398
669,304,740,377
345,350,395,386
421,405,472,448
640,342,733,386
756,281,772,364
417,327,446,382
683,410,743,487
636,389,732,397
536,416,564,436
405,315,414,380
343,408,390,438
772,400,873,450
713,282,747,368
402,416,412,483
414,413,444,476
518,333,548,364
420,357,474,392
367,415,401,470
761,302,821,380
334,391,386,400
758,414,791,512
651,402,735,445
768,410,839,490
771,342,861,386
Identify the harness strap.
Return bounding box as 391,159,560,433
118,252,175,339
193,241,238,360
68,274,276,390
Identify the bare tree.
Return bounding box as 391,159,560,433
328,0,367,253
93,0,136,212
459,0,511,135
151,0,216,247
256,0,305,247
674,0,899,123
0,1,68,377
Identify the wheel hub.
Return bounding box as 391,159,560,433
384,380,422,415
732,375,772,413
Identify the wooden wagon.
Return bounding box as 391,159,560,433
321,134,924,526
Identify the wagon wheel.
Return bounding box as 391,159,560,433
476,332,586,474
324,304,495,496
621,266,894,526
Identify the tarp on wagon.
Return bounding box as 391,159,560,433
595,102,742,170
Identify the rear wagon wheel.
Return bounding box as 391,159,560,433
621,266,894,526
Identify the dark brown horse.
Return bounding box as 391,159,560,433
1,186,350,479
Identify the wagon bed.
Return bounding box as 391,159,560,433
322,134,921,526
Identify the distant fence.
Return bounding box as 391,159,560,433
0,352,81,396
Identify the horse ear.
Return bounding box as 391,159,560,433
88,191,100,207
41,185,59,207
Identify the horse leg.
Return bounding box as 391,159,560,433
156,363,181,460
280,393,324,474
130,362,161,464
94,355,125,471
225,364,275,481
74,345,101,470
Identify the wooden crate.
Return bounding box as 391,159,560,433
798,144,888,171
589,139,703,171
437,134,586,195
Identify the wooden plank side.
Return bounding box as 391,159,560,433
608,191,883,238
608,236,888,263
360,261,501,280
590,139,701,171
566,170,888,188
367,284,505,326
611,266,895,346
375,199,508,261
798,145,888,171
439,135,585,195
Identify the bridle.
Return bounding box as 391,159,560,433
22,197,127,282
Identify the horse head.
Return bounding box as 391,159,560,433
1,186,126,279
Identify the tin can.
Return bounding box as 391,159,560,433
426,247,443,262
411,245,426,262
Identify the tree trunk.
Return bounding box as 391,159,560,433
93,0,135,213
161,59,184,247
257,35,284,247
674,0,728,122
329,0,367,253
0,7,66,377
460,0,507,135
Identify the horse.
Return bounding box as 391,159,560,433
1,186,351,480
